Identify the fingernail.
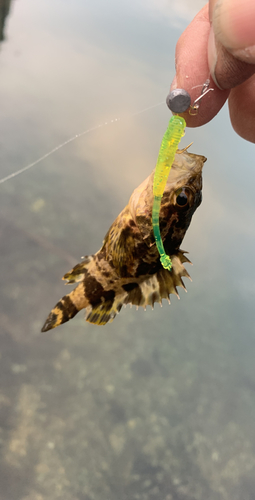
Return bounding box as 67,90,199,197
208,27,223,89
212,0,255,62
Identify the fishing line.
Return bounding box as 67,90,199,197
0,101,164,185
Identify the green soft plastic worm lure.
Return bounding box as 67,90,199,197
152,114,186,271
153,80,214,271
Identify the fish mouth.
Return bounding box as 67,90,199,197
187,152,207,176
165,151,206,189
175,150,206,173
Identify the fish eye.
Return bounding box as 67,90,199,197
175,188,190,207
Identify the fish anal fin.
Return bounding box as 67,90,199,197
86,293,126,326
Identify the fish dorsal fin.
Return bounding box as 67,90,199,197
123,250,191,308
62,255,93,284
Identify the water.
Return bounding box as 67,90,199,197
1,1,255,499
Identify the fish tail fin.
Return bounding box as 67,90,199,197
41,256,93,331
41,282,89,332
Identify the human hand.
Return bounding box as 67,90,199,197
170,0,255,142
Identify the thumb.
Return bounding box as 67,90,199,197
208,0,255,89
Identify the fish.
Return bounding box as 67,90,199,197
41,149,206,331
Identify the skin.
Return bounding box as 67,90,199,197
171,0,255,142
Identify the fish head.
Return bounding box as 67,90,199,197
129,150,206,250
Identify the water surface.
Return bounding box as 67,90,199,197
1,1,255,499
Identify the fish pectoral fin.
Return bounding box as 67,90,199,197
109,236,137,278
63,255,93,284
124,250,192,308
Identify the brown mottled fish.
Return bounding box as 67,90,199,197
41,150,206,331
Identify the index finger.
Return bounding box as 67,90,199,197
170,4,229,127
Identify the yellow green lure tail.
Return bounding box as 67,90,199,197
152,115,186,270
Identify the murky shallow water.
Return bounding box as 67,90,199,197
1,1,255,499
